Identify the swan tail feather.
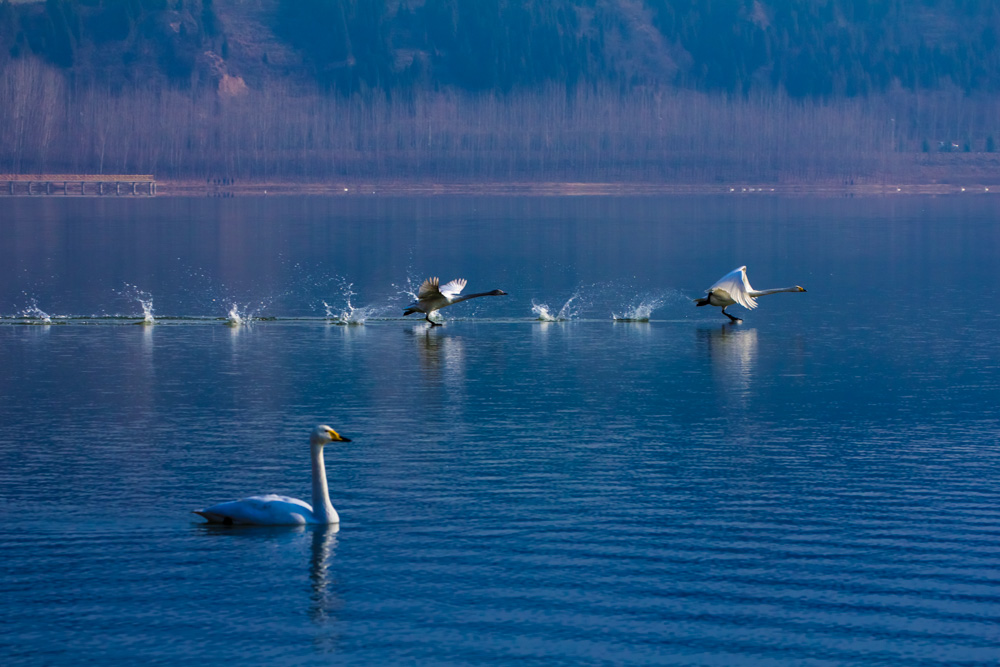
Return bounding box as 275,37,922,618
694,297,710,307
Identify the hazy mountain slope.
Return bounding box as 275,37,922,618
3,0,1000,97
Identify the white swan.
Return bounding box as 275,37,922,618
695,266,806,322
193,425,351,525
403,277,507,325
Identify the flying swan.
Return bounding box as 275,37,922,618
695,266,806,322
193,425,351,526
403,277,507,324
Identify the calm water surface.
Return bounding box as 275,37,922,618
1,196,999,665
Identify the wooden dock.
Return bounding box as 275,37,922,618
1,174,156,196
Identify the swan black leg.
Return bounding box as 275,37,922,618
721,307,742,323
426,314,442,326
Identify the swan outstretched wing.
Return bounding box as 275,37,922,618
417,277,443,299
438,278,467,299
710,266,758,310
196,494,313,525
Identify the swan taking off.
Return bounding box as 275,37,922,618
193,425,351,526
695,266,806,322
403,277,507,325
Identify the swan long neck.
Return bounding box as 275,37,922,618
310,445,337,523
748,286,802,297
452,291,498,303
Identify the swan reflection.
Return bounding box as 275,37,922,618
408,327,468,407
193,523,342,647
309,524,340,626
409,326,466,375
699,325,759,396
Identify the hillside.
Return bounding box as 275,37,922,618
3,0,1000,98
3,0,1000,184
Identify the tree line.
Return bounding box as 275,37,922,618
4,56,1000,183
3,1,1000,183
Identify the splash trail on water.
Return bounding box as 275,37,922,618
531,291,582,321
19,301,52,324
610,289,689,321
119,284,155,324
324,282,367,325
531,302,559,321
226,304,247,326
612,295,667,322
322,281,395,324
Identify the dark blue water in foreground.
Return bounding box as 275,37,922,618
1,196,999,665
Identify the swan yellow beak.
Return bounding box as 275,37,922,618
327,428,351,443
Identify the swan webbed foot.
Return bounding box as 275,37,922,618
721,307,742,323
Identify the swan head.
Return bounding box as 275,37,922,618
795,286,807,292
310,424,351,447
490,289,508,296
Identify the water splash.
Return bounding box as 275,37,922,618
612,296,666,322
324,300,366,325
19,301,52,324
532,292,581,321
394,276,422,305
226,304,248,326
532,297,574,322
323,282,374,325
119,284,154,324
531,302,558,321
220,293,275,326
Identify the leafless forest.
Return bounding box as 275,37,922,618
3,58,1000,184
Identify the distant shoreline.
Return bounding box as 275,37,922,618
5,176,999,198
159,180,999,197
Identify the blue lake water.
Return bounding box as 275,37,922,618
1,195,999,665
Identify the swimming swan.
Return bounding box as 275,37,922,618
403,277,507,324
695,266,806,322
193,425,351,525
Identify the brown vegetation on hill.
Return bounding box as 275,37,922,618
2,1,1000,186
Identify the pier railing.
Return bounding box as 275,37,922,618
1,175,156,196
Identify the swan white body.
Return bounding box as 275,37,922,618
193,425,351,526
695,266,806,322
403,277,507,324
